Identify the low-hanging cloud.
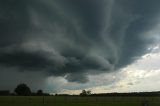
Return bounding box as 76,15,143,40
0,0,160,84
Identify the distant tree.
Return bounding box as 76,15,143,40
86,90,91,95
37,89,43,96
14,84,31,96
80,90,86,96
80,90,91,96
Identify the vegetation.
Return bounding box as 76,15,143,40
0,83,160,106
1,83,160,97
0,96,160,106
14,84,31,96
80,90,91,96
37,89,43,96
3,83,49,96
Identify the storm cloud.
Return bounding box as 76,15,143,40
0,0,160,83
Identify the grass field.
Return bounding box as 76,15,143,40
0,96,160,106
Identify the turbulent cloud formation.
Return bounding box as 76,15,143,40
0,0,160,83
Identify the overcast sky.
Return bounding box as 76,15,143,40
0,0,160,94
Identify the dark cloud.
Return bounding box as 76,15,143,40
0,66,47,92
0,0,160,86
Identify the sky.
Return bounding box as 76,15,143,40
0,0,160,94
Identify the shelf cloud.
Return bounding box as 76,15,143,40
0,0,159,84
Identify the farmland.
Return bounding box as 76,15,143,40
0,96,160,106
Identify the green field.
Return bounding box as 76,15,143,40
0,96,160,106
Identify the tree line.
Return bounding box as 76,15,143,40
0,83,49,96
0,83,92,96
1,83,160,96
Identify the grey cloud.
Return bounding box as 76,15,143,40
0,66,47,92
0,0,160,85
0,43,111,83
0,44,66,72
